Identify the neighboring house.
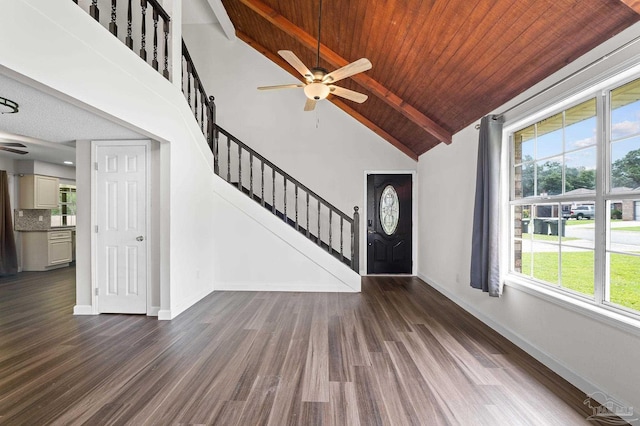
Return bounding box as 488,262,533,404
1,0,639,420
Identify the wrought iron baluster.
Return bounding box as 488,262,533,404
163,18,169,78
152,9,159,71
295,185,299,231
126,0,133,49
226,137,231,182
261,162,265,207
90,0,99,21
328,210,332,253
140,0,147,61
317,200,322,247
272,169,276,215
109,0,117,35
283,179,287,223
201,99,205,131
306,192,310,238
186,62,192,107
340,217,344,261
213,126,219,175
238,145,242,191
194,80,198,121
249,153,254,198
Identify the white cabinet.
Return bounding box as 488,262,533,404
19,175,59,209
21,230,72,271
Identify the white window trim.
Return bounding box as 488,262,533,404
500,56,640,335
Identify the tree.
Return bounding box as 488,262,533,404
565,166,595,191
612,148,640,189
537,160,563,195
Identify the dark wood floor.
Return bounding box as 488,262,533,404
0,267,620,425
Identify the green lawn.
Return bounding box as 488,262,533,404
521,251,640,311
565,219,594,227
616,226,640,232
521,231,577,242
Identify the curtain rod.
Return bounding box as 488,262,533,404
474,31,640,130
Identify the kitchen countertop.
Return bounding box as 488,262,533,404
18,227,76,232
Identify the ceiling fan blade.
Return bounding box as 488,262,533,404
0,147,28,155
304,98,317,111
329,85,368,103
0,142,27,147
323,58,372,84
278,50,314,82
258,83,305,91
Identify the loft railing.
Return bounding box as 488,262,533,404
73,0,171,79
214,126,360,271
71,0,360,272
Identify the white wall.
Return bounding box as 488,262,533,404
182,23,417,270
1,0,218,319
418,23,640,418
3,0,364,319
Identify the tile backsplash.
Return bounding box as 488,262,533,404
14,209,51,231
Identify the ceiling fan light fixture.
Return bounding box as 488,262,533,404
0,96,19,114
304,82,330,100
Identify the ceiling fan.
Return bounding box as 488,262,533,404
0,142,28,155
258,0,372,111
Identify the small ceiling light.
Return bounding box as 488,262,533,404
0,96,19,114
64,161,74,165
304,82,330,100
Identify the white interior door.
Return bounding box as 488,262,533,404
95,143,147,314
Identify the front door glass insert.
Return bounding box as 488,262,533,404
380,185,399,235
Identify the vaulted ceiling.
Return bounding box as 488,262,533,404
221,0,640,159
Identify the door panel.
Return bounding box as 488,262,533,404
96,144,147,314
367,174,412,274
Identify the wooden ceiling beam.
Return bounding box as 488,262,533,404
238,31,419,161
238,0,452,145
621,0,640,14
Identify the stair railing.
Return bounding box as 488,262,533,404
181,41,216,152
71,0,360,273
73,0,171,79
214,126,360,272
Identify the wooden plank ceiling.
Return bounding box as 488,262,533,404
221,0,640,159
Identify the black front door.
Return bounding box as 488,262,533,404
367,174,412,274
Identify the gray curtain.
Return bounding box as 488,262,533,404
470,115,503,296
0,170,18,276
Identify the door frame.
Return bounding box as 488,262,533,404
90,140,151,315
363,170,417,276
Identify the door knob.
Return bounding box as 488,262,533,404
136,236,144,242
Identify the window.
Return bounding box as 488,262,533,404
510,77,640,318
51,184,76,227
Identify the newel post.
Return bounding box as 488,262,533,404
352,206,360,273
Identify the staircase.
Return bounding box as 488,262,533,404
72,0,360,273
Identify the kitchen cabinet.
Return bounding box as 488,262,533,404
19,175,59,209
21,230,73,271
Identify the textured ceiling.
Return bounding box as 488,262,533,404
221,0,640,159
0,73,143,165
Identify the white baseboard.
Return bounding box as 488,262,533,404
215,281,360,293
73,305,95,315
158,310,172,320
147,306,160,317
417,272,639,424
